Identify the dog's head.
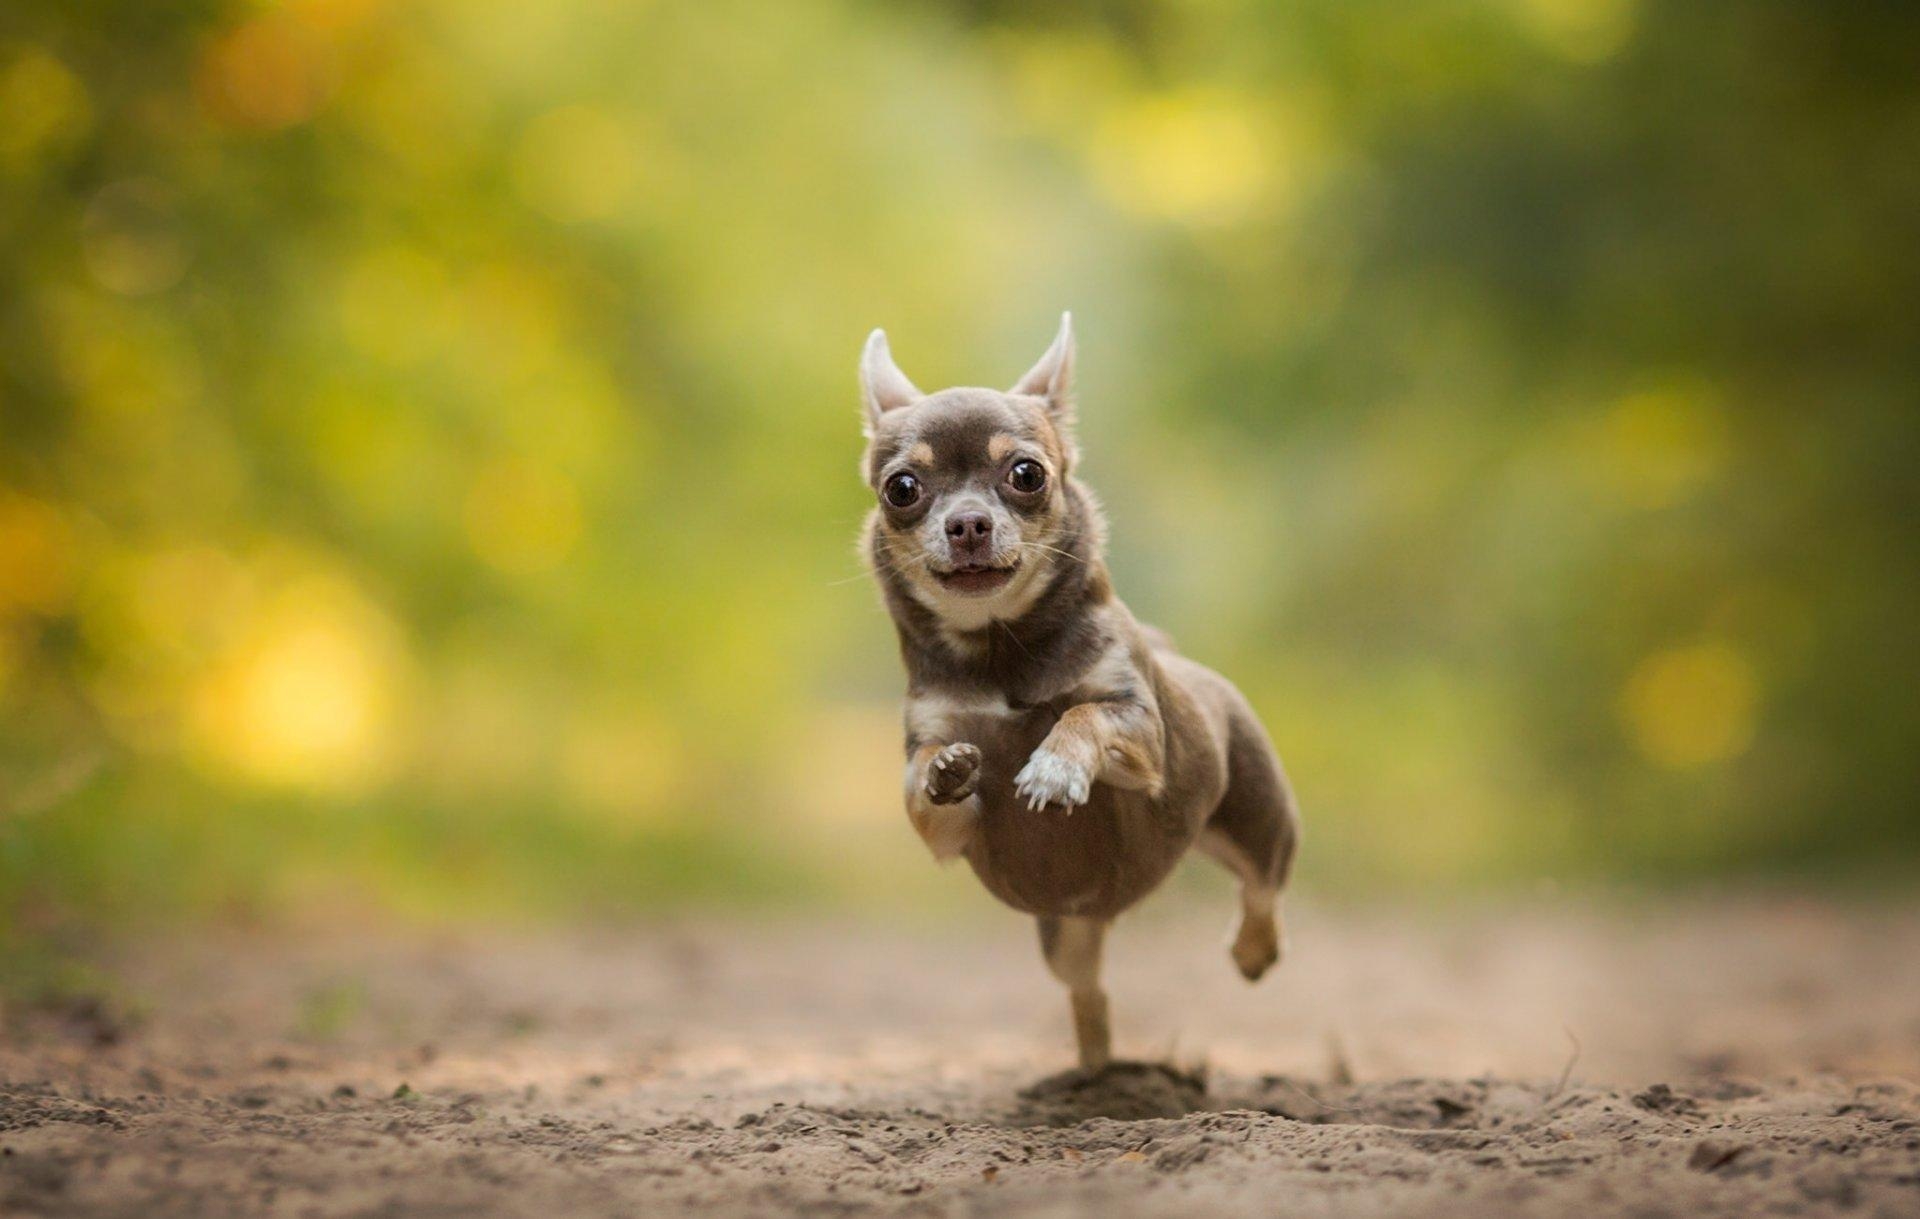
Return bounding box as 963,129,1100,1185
859,313,1083,627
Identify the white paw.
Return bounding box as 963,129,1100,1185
1013,747,1092,812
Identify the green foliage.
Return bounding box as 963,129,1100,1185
0,0,1914,930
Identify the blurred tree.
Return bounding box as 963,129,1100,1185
0,0,1914,936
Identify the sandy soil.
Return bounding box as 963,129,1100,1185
3,894,1919,1217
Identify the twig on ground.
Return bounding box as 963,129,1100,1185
1325,1031,1355,1087
1269,1077,1365,1117
1549,1025,1583,1099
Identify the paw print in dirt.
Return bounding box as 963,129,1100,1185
924,742,983,804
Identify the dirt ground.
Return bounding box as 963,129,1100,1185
3,894,1919,1218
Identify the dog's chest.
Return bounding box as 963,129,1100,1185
906,688,1195,920
907,689,1051,754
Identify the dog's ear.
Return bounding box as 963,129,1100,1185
1009,312,1075,422
860,329,923,435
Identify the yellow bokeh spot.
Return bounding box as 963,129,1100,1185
126,545,254,658
511,105,642,223
196,16,332,132
462,458,583,576
990,28,1130,138
0,492,75,617
340,42,478,182
81,544,256,751
783,703,901,827
190,574,404,791
1591,380,1729,509
336,243,454,363
52,301,205,426
286,0,385,37
464,261,566,378
558,704,681,821
0,46,91,170
1513,0,1638,62
1619,642,1760,770
1091,88,1277,226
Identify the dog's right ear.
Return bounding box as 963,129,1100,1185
860,329,923,435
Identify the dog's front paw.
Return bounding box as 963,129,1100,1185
924,742,983,805
1014,746,1093,812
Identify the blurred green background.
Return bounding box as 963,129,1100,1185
2,0,1916,941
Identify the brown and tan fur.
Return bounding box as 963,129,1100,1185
858,314,1300,1069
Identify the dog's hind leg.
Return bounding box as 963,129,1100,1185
1199,703,1300,982
1036,914,1111,1069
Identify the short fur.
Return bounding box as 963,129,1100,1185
858,315,1300,1068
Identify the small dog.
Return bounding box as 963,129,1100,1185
858,313,1301,1069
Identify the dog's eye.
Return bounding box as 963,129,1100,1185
1007,460,1047,495
882,472,922,508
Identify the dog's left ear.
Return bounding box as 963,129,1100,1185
1009,311,1075,423
860,329,923,436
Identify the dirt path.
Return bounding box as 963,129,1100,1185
3,895,1918,1217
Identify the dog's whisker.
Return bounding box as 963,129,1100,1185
1019,540,1083,564
827,544,924,587
992,617,1036,662
848,545,929,587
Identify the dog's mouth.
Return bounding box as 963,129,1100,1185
934,561,1019,596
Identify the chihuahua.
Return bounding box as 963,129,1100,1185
858,313,1301,1069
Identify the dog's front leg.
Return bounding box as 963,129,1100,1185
1014,696,1164,812
903,741,982,860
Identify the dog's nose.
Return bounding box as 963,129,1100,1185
945,512,993,545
